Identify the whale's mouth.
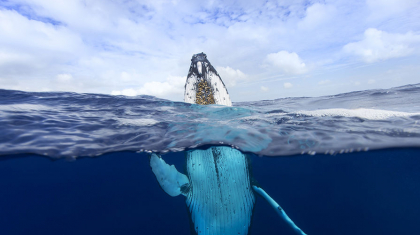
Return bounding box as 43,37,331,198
184,52,232,106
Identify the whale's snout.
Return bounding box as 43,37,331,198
191,52,207,63
184,52,232,106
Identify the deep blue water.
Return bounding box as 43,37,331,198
1,149,419,235
1,84,420,234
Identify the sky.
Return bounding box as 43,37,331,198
0,0,419,102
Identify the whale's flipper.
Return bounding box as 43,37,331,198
186,146,255,235
253,186,307,235
150,153,190,197
184,52,232,106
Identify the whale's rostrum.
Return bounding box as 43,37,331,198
184,52,232,106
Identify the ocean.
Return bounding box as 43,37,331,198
1,84,420,235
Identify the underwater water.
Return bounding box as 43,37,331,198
1,84,420,235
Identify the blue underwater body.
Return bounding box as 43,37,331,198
1,84,420,235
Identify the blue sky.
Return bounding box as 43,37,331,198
0,0,419,101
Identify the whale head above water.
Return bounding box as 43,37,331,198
184,52,232,106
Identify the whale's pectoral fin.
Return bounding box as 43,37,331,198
252,185,307,235
150,153,190,197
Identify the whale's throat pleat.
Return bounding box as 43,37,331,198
186,147,255,235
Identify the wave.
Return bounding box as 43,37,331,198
0,84,420,158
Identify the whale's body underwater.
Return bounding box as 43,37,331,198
150,53,306,235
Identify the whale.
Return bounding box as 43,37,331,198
150,53,307,235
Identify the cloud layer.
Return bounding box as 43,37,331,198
265,51,307,74
344,28,420,63
0,0,419,101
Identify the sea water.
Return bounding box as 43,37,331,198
0,84,420,235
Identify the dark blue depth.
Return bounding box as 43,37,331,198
0,148,419,235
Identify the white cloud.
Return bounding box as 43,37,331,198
298,3,336,30
56,74,72,82
343,28,420,63
0,51,32,65
318,80,331,85
0,1,419,100
368,79,376,84
367,0,419,20
111,88,137,96
138,77,183,97
215,66,247,87
0,9,84,59
260,86,269,92
111,76,186,98
120,72,132,82
265,51,307,74
283,82,293,89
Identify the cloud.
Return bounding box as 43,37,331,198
0,51,32,65
367,0,419,20
265,51,307,74
318,80,331,85
56,74,72,82
0,1,419,101
283,82,293,89
0,8,84,74
343,28,420,63
120,72,132,82
260,86,269,92
368,79,376,84
298,3,336,30
215,66,247,87
111,76,186,99
0,9,84,58
111,88,137,96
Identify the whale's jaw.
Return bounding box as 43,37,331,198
186,147,255,235
184,52,232,106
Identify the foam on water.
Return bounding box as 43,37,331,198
0,84,420,158
0,104,52,112
295,108,420,120
117,118,160,126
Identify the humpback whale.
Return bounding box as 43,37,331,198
150,53,307,235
